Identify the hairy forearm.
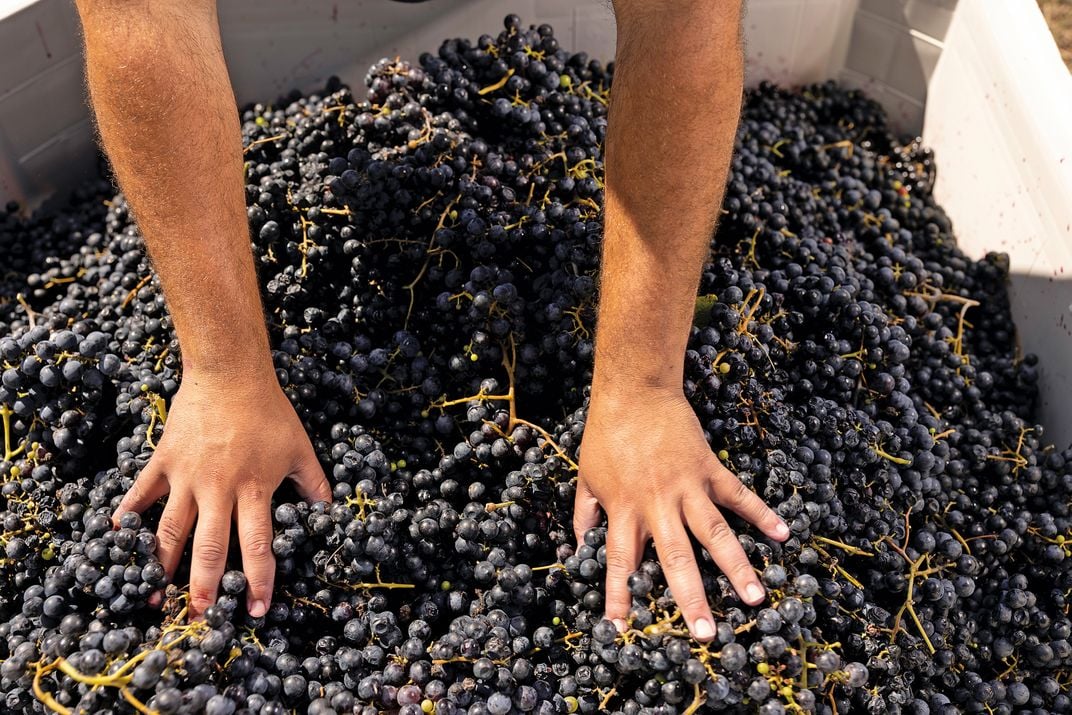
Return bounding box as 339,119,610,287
595,1,743,394
76,0,271,380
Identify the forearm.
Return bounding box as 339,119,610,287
76,0,271,380
595,1,743,395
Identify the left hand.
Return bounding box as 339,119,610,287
573,383,789,641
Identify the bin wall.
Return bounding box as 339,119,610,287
923,1,1072,445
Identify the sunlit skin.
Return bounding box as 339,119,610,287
73,0,785,636
574,0,787,643
74,0,331,619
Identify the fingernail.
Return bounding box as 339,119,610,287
693,618,715,641
612,619,628,634
774,521,790,540
248,600,267,618
745,583,765,603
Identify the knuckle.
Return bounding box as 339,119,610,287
243,535,273,561
679,590,709,614
294,468,328,498
659,543,695,572
125,480,151,505
156,516,188,548
727,558,755,582
195,536,227,564
721,477,751,504
125,481,144,501
141,456,166,476
710,540,752,580
703,517,735,547
310,461,328,481
604,548,634,574
241,482,270,506
203,469,228,492
605,582,629,604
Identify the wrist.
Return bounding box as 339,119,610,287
590,367,684,406
181,353,278,392
591,346,683,394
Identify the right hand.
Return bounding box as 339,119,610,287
112,368,332,618
573,383,789,641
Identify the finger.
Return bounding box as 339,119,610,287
650,517,716,642
710,460,789,542
155,491,196,581
685,500,765,607
603,517,644,631
237,489,275,618
572,478,601,546
112,462,168,525
289,449,332,505
189,504,231,617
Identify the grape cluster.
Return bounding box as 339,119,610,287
0,14,1068,715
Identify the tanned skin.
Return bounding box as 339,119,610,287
73,0,784,639
574,0,788,642
74,0,331,619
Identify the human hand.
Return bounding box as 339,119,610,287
112,369,331,618
573,384,789,642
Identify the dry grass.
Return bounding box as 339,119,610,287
1039,0,1072,70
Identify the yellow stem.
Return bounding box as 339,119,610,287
478,68,515,95
15,293,36,329
598,687,618,710
32,661,72,715
682,683,706,715
530,563,566,572
243,133,288,154
121,274,153,310
813,535,873,557
434,390,514,410
120,687,158,715
873,445,911,465
904,572,936,654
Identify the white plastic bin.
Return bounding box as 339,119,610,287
1,0,1070,441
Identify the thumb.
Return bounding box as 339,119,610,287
289,448,332,505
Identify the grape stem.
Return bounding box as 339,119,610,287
477,68,515,96
682,683,706,715
31,617,210,714
596,686,618,710
1,404,28,462
121,274,153,311
872,444,911,466
812,544,864,590
429,335,579,471
242,134,287,155
405,194,462,329
880,529,940,654
15,293,36,329
812,536,874,557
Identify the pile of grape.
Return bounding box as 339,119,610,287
0,15,1068,715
